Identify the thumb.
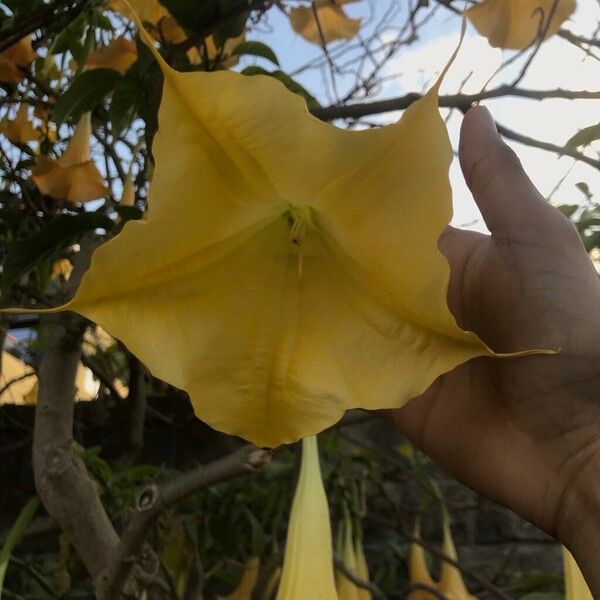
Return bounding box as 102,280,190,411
459,105,550,239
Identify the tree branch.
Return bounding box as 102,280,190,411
32,313,120,584
310,86,600,121
96,445,271,600
311,87,600,171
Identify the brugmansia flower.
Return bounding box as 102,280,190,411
439,518,477,600
0,104,38,144
52,258,73,281
6,15,541,446
0,351,36,405
563,547,593,600
219,557,261,600
276,436,338,600
85,37,138,75
467,0,576,49
109,0,168,26
32,112,108,203
120,177,136,207
0,353,98,405
290,0,362,45
336,518,371,600
0,36,35,83
408,522,438,600
354,537,372,600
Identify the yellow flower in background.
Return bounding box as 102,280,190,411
439,518,477,600
109,0,168,25
408,522,438,600
1,354,98,405
0,104,38,144
336,518,371,600
0,351,36,405
219,557,261,600
32,112,108,203
276,436,338,600
0,36,36,83
51,258,73,281
85,37,138,75
203,31,247,68
467,0,576,49
354,537,372,600
563,548,593,600
120,177,136,207
290,0,362,45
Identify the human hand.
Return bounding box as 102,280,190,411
393,105,600,593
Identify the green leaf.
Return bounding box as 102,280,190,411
241,66,321,110
566,122,600,149
0,497,40,594
556,204,578,218
584,230,600,251
1,213,114,292
53,68,122,125
576,181,593,200
109,75,143,136
231,41,279,65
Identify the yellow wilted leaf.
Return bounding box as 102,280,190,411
408,521,438,600
85,37,138,74
0,104,38,144
0,351,37,405
563,548,593,600
32,112,108,203
219,557,261,600
290,0,362,45
439,518,477,600
467,0,576,49
0,36,35,83
276,436,338,600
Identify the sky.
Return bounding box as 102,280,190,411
244,0,600,232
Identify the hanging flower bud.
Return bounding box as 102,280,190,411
563,547,593,600
219,557,261,600
0,36,36,83
0,104,38,144
408,520,438,600
32,112,108,203
120,177,136,207
86,37,138,75
439,517,477,600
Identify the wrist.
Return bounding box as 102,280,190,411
557,450,600,595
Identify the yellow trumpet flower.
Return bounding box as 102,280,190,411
219,557,261,600
32,112,108,203
0,36,35,83
4,12,544,447
563,548,593,600
336,517,372,600
290,0,362,45
0,104,38,144
354,537,372,600
408,521,438,600
439,518,477,600
336,520,361,600
85,37,138,75
467,0,576,50
276,436,338,600
0,351,37,405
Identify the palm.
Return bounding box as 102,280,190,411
393,107,600,542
